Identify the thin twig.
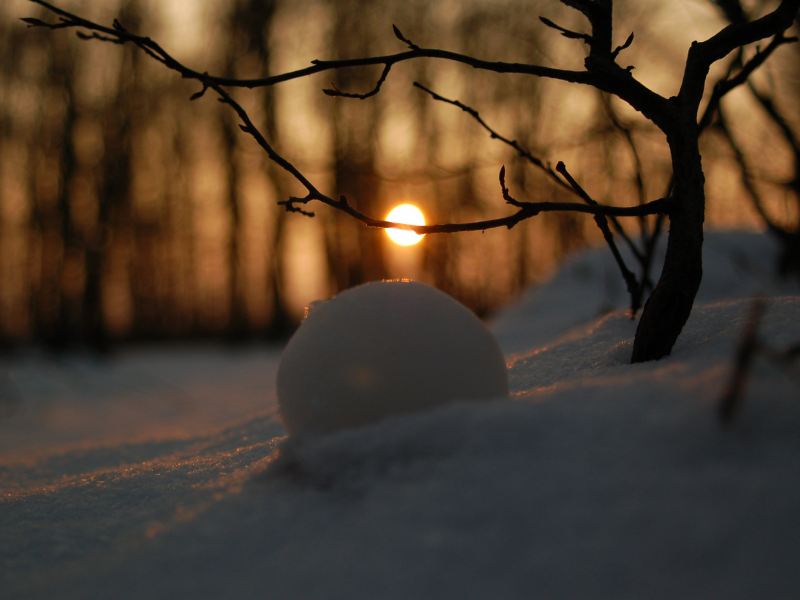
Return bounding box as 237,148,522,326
698,33,797,134
25,0,674,238
680,4,799,111
413,82,572,193
25,0,673,132
416,80,649,296
611,32,635,59
392,24,419,51
556,161,641,310
599,91,661,313
323,64,392,99
539,17,591,43
601,93,648,237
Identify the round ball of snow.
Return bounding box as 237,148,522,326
277,280,509,435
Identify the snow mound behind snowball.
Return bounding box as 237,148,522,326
269,296,800,496
277,280,508,435
492,230,800,354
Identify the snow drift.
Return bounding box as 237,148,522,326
1,231,799,599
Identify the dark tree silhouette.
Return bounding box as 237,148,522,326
22,0,800,362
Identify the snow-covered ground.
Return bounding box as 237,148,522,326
2,230,799,599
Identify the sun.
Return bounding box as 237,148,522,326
386,204,425,246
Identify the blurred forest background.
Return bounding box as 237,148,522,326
1,0,799,350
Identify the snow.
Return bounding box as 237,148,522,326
278,280,508,434
2,230,800,599
492,230,796,354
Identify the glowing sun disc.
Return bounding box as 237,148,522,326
386,204,425,246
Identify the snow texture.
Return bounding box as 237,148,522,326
278,280,508,434
1,231,799,599
492,230,798,354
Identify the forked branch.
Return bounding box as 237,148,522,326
24,0,674,238
24,0,672,129
24,0,800,364
698,33,798,133
680,0,800,110
412,82,569,193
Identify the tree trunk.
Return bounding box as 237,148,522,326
631,107,705,363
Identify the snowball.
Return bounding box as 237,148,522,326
277,280,509,435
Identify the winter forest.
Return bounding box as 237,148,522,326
3,0,800,598
1,0,799,349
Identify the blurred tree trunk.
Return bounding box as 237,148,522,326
82,2,141,352
29,25,77,351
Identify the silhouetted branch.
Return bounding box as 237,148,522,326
558,0,613,56
25,0,672,131
557,161,641,310
539,17,591,43
601,93,648,243
75,30,125,45
680,0,799,110
412,80,653,282
21,16,72,29
412,82,570,193
392,24,419,50
26,0,674,241
414,80,654,278
611,32,635,59
498,166,523,207
598,94,661,310
25,0,800,365
698,33,797,133
323,64,392,99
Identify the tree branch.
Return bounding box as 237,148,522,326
558,0,613,56
600,93,648,244
413,82,571,193
25,0,674,241
556,161,642,310
539,16,591,44
392,24,419,50
698,33,797,133
25,0,672,130
679,0,800,112
323,64,392,99
415,80,656,312
611,32,635,59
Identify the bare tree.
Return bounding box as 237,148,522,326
22,0,800,362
